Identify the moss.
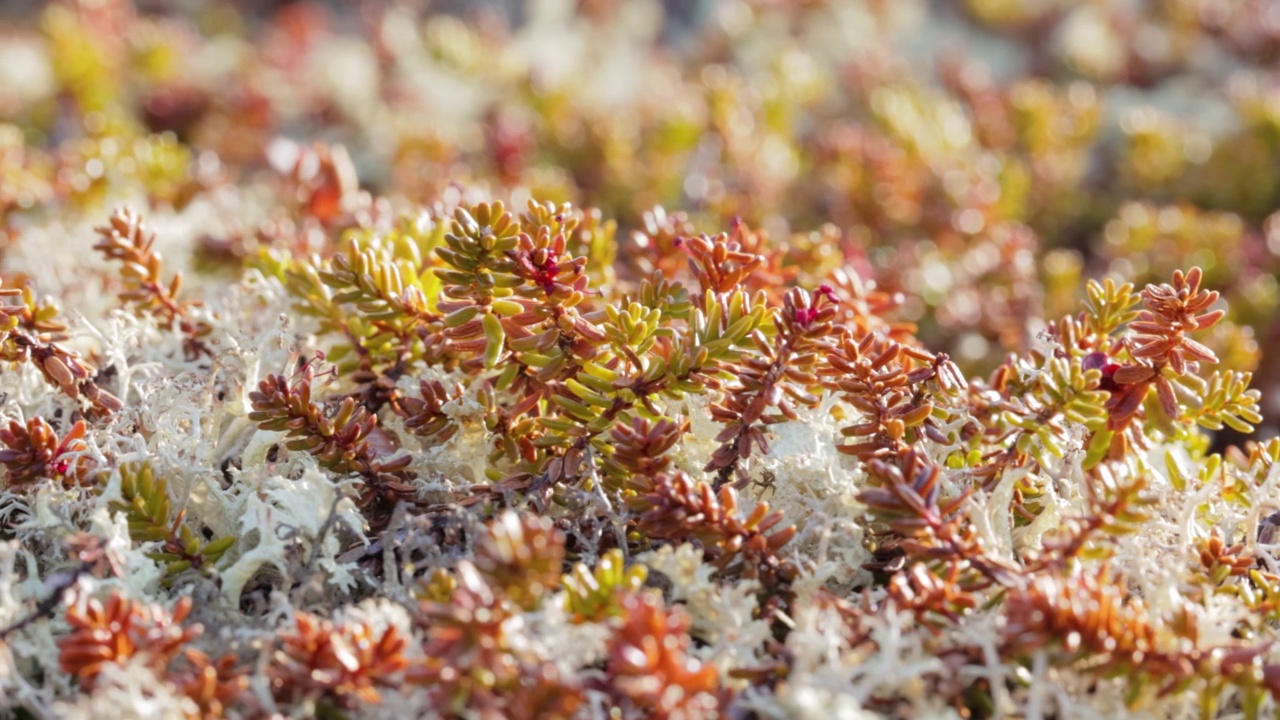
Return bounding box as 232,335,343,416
6,1,1280,718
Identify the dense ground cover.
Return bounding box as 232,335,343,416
5,0,1280,718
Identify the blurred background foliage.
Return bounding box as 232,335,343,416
4,0,1280,440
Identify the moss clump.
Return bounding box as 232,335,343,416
7,1,1280,718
